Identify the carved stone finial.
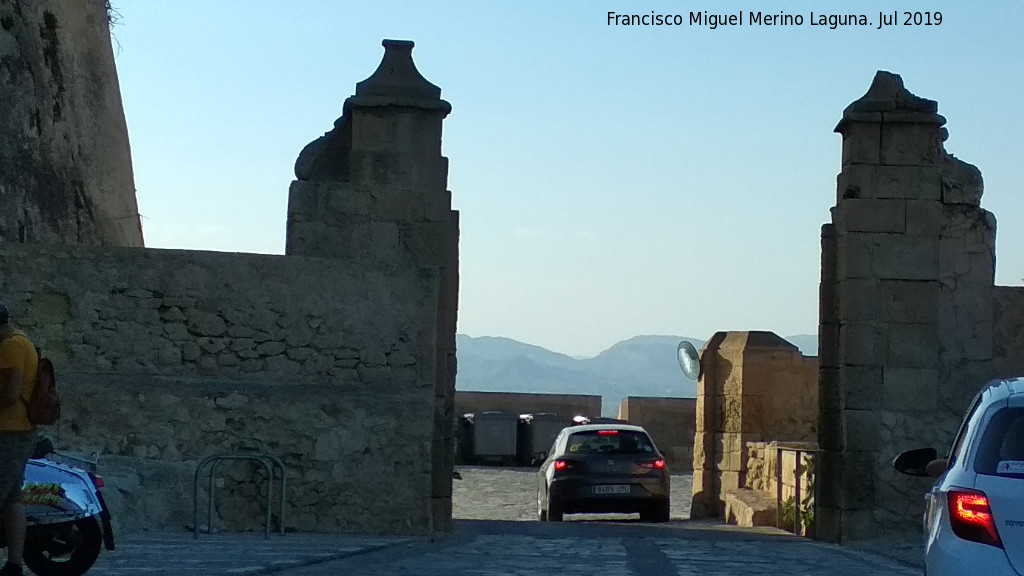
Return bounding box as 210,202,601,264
354,39,441,101
836,71,944,134
847,71,938,114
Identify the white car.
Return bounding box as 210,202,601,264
894,377,1024,576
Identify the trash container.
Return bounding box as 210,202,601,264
517,413,568,466
462,411,518,465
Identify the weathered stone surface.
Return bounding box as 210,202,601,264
820,70,1009,545
835,199,906,234
994,287,1024,378
941,154,984,206
723,489,777,528
0,0,143,246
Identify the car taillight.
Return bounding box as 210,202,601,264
639,459,665,470
553,460,580,473
89,473,104,489
947,488,1002,548
597,430,619,436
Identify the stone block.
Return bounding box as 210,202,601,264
941,154,984,206
835,232,873,280
838,278,879,321
724,489,778,528
286,180,325,222
887,323,939,367
840,321,888,365
880,122,942,166
351,222,400,262
841,410,880,453
835,199,906,234
819,367,839,410
871,234,939,280
819,323,839,368
840,365,883,410
878,280,939,324
882,368,939,412
872,165,942,200
719,470,743,493
905,199,943,235
838,452,876,509
840,121,882,166
815,505,843,543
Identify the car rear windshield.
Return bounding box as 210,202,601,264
566,430,656,455
974,406,1024,478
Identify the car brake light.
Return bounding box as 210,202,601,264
90,473,104,490
639,459,665,470
553,460,579,473
947,488,1002,548
597,430,619,436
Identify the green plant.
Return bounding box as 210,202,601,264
781,455,816,537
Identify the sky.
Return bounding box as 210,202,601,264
110,1,1024,358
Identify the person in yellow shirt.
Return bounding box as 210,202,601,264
0,300,38,576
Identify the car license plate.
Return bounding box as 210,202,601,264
592,485,631,495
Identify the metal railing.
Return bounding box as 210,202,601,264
775,446,816,536
193,452,286,539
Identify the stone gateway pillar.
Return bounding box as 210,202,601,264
286,39,459,534
0,0,144,246
817,71,996,543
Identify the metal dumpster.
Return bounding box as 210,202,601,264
460,411,518,465
517,413,568,466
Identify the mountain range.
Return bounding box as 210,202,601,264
455,333,818,417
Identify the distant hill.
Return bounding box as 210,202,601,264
455,333,817,417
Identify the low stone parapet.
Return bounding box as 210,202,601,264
723,488,777,528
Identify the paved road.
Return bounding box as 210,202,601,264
85,519,921,576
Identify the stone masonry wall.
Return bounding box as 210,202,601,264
0,240,442,535
994,286,1024,378
817,71,997,544
0,0,144,246
286,40,459,534
690,331,817,519
68,375,432,536
617,396,696,472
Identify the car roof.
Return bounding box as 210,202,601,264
564,423,650,434
981,377,1024,403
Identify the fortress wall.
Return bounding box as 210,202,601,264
0,241,442,534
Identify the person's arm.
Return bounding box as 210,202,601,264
0,367,22,408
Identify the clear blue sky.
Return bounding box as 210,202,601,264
111,1,1024,358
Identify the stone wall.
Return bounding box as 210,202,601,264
455,391,602,419
0,241,442,534
0,0,143,246
617,396,696,471
690,331,818,519
817,71,997,543
285,39,459,532
68,375,432,536
994,286,1024,378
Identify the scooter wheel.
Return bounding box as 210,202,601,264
23,517,102,576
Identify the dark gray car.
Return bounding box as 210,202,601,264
537,423,670,522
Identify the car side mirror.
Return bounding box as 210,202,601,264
892,447,938,477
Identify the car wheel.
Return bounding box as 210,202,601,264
537,492,547,521
547,496,564,522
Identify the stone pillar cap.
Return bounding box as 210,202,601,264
835,71,944,133
346,39,451,115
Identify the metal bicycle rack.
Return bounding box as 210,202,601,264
193,452,287,539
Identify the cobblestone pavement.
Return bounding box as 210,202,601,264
86,531,408,575
80,466,922,575
283,520,922,576
451,466,693,521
